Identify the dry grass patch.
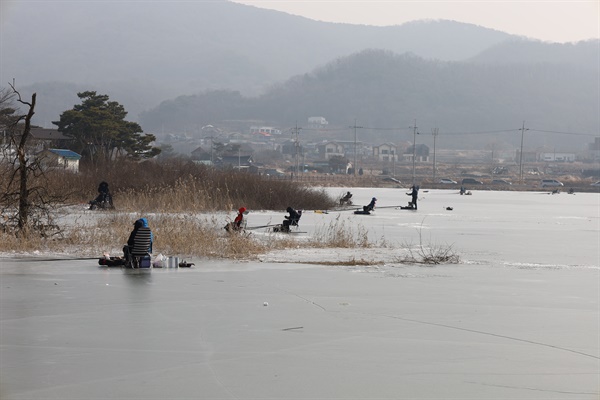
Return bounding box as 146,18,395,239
56,213,303,260
308,215,373,248
0,231,48,253
1,206,460,266
45,159,337,212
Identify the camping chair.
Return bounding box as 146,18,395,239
225,218,247,233
339,193,353,206
125,227,152,268
275,210,302,233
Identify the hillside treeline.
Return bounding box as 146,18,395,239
140,50,599,150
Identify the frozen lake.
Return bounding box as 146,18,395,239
252,187,598,269
1,188,598,399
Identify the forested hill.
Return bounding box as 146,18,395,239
3,0,597,143
4,0,511,125
3,0,511,94
468,39,600,65
140,49,599,150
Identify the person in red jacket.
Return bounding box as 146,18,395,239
225,207,247,232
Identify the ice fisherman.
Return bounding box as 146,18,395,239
363,197,377,213
340,191,353,206
281,207,302,232
225,207,247,232
407,185,419,210
123,217,153,260
89,181,114,210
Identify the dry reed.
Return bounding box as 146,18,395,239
42,159,336,212
309,215,374,248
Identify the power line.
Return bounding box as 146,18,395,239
359,126,414,131
295,125,598,137
528,129,599,137
299,127,348,132
442,128,520,136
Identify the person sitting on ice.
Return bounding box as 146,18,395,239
281,207,302,232
89,181,114,210
363,197,377,213
123,218,153,267
340,191,353,206
225,207,247,232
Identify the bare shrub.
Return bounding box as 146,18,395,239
397,222,460,265
399,242,460,265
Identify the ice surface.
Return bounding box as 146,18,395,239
1,188,598,399
256,188,599,269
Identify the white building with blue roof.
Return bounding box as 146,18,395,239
37,149,82,173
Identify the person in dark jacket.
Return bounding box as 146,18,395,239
407,185,419,210
363,197,377,212
340,191,353,206
281,207,301,232
89,181,114,209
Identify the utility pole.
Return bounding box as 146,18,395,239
350,119,363,177
519,121,528,185
410,120,418,185
432,127,439,182
291,122,301,180
490,143,494,173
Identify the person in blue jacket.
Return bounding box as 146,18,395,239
123,217,153,259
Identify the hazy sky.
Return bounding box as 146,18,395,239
233,0,599,43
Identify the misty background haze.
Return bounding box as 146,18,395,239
1,0,598,152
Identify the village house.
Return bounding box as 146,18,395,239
539,152,575,162
191,146,212,164
307,116,328,129
30,128,72,152
403,144,430,162
373,143,398,162
587,137,600,161
281,140,303,157
317,141,345,160
249,126,282,136
37,149,82,173
220,143,254,168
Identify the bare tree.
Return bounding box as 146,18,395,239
0,83,65,237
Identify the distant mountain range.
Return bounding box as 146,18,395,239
140,49,599,150
1,0,598,150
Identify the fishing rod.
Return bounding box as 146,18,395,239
10,257,100,262
245,224,281,230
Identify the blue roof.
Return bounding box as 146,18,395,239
48,149,81,159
